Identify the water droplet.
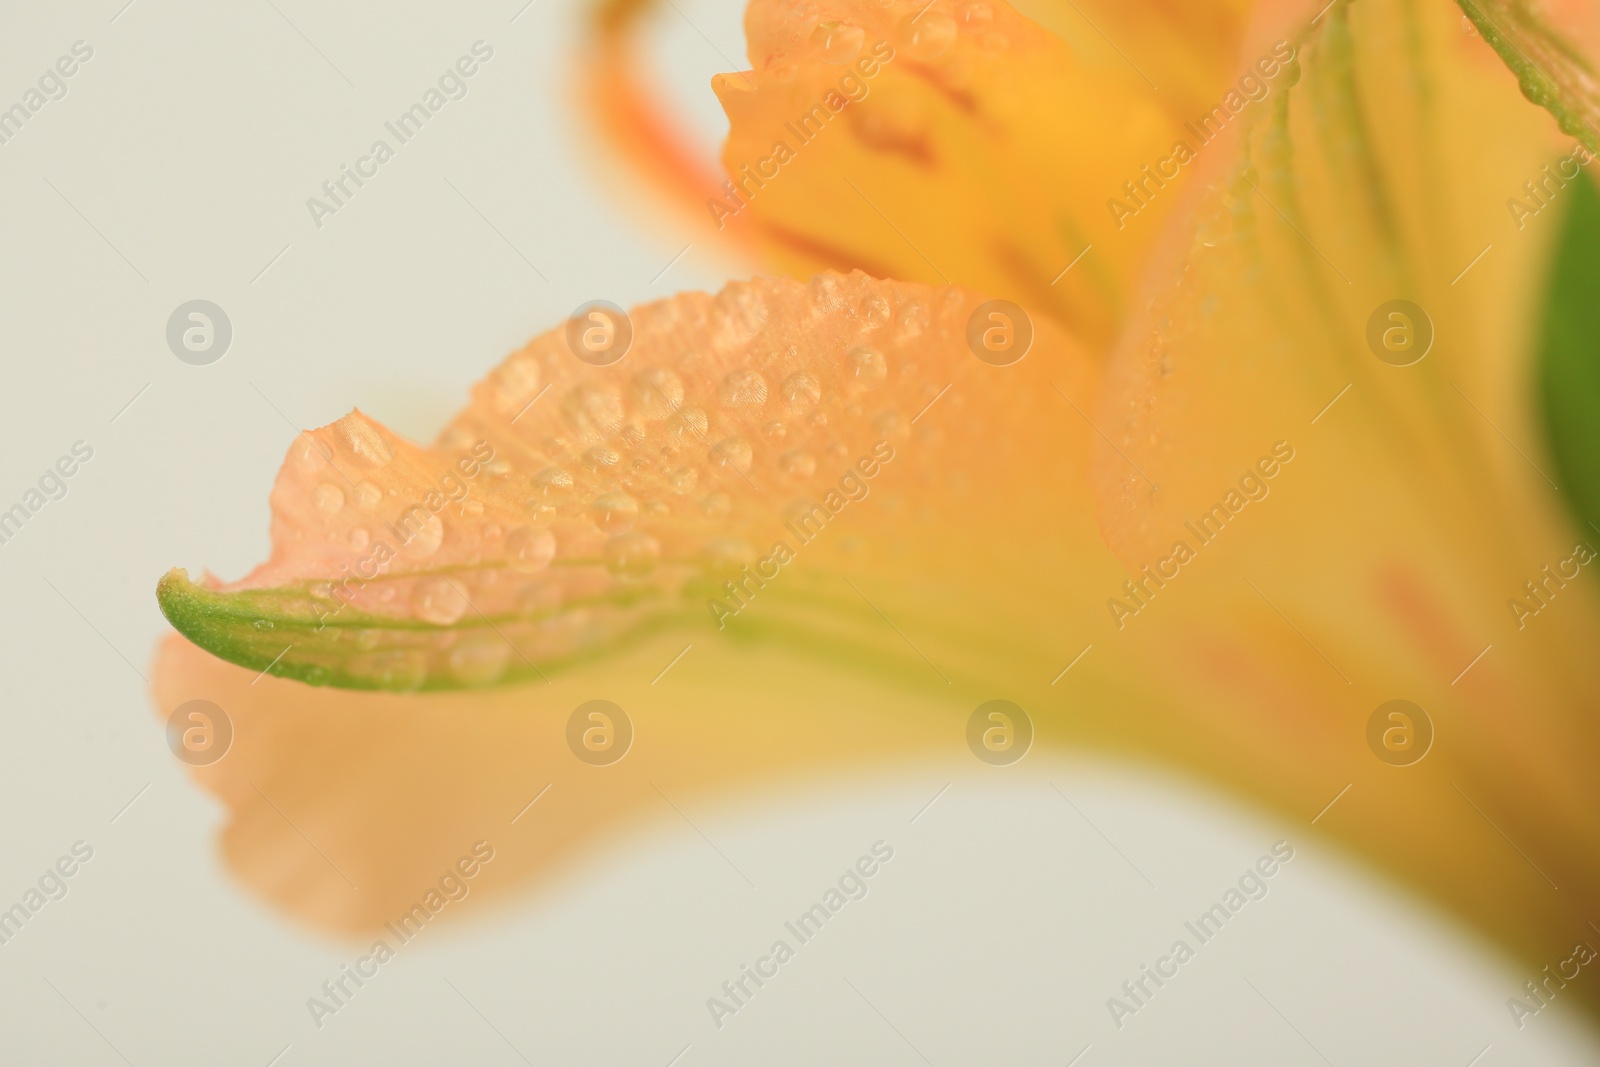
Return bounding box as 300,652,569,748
493,356,543,415
763,420,787,443
313,483,345,514
702,537,756,575
334,415,394,467
533,466,574,496
506,526,557,572
397,513,445,559
593,491,639,534
252,618,275,631
355,650,427,691
670,467,699,495
874,411,909,441
349,527,370,549
517,581,562,615
583,447,620,473
811,20,864,64
809,274,848,311
848,346,888,386
291,437,332,474
859,294,893,328
482,523,502,541
562,385,626,440
719,369,769,408
956,2,992,32
701,492,732,518
527,501,556,527
631,367,685,419
412,576,469,625
669,407,710,440
448,638,511,686
1195,198,1232,247
897,301,930,342
780,450,817,477
605,532,661,578
709,436,753,473
781,372,822,412
355,481,383,511
896,11,957,59
309,581,333,600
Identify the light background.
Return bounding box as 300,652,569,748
0,0,1594,1063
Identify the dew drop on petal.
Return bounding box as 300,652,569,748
670,467,699,495
412,576,469,625
448,638,511,686
720,369,769,408
956,2,992,32
701,492,732,518
781,372,822,413
896,11,957,59
593,491,639,534
811,20,865,64
780,449,817,478
859,293,893,328
349,527,370,549
605,532,661,578
848,346,889,386
314,483,345,514
355,481,383,511
533,466,574,497
335,417,394,467
356,650,427,691
398,513,445,559
709,436,754,473
506,526,557,572
630,367,685,419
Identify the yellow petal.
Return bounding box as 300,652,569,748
1091,0,1600,982
714,0,1190,349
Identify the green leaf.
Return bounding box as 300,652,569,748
1539,172,1600,542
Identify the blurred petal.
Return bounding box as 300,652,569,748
714,0,1192,348
1092,0,1600,977
1016,0,1257,122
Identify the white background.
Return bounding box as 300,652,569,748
0,0,1595,1063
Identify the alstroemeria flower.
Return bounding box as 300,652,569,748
155,0,1600,1012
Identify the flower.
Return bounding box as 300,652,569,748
154,0,1600,1010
